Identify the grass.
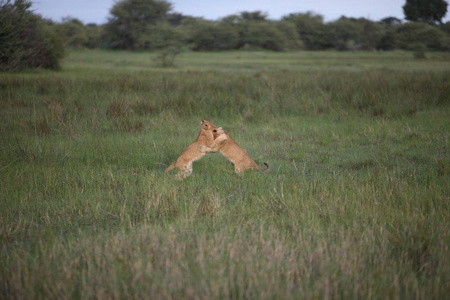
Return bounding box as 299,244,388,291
1,50,449,299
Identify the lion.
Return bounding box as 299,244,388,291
165,120,218,179
198,127,269,175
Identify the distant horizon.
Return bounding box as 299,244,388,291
32,0,449,25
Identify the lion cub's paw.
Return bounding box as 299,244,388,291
213,128,227,142
198,144,207,153
216,133,227,142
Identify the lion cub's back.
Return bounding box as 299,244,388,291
176,141,204,163
222,133,251,158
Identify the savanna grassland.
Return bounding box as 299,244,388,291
1,50,449,299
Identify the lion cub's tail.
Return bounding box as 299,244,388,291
165,162,175,175
254,162,269,172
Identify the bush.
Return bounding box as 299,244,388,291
154,45,182,67
283,12,328,50
412,42,427,58
394,22,449,50
0,0,65,71
183,19,239,51
239,21,303,51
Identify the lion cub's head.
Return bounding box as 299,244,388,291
201,120,216,131
212,127,226,139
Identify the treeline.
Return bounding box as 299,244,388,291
51,0,450,52
1,0,449,71
57,11,450,52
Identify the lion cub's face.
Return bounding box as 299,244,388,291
212,127,226,139
201,120,216,131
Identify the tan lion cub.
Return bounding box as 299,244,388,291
199,127,269,175
165,120,218,179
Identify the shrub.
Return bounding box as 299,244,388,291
394,22,449,50
0,0,65,71
412,42,427,58
183,18,239,51
154,45,182,67
239,21,303,51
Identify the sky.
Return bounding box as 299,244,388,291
31,0,449,25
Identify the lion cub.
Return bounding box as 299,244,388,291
165,120,218,179
199,127,269,175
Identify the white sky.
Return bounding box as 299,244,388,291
32,0,449,24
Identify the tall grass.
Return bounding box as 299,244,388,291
1,50,449,299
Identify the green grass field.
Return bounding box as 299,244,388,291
1,50,449,299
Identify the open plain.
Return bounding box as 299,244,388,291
1,50,449,299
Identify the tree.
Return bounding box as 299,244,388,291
240,11,268,22
441,21,450,35
184,18,239,51
84,23,104,49
325,17,363,50
239,20,302,51
215,11,303,51
380,17,402,26
354,18,385,50
393,22,449,50
138,21,183,49
273,21,304,50
104,0,172,49
57,17,88,48
378,17,402,50
283,12,327,50
167,12,188,26
324,17,385,50
0,0,65,71
403,0,448,25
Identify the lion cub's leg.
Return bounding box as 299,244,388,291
175,162,193,180
199,132,227,153
234,166,245,176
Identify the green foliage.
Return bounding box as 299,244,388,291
274,21,304,50
377,25,399,51
403,0,448,25
411,42,427,58
394,22,450,50
56,17,88,48
441,21,450,35
94,1,450,53
154,45,182,67
324,17,385,51
231,11,303,51
239,20,302,51
104,0,172,49
138,21,183,49
380,16,403,26
356,18,385,50
283,12,327,50
325,17,363,50
84,23,105,48
377,31,396,50
180,15,303,52
0,0,65,71
54,17,104,49
182,18,239,51
240,10,268,21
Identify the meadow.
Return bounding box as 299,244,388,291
1,50,449,299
